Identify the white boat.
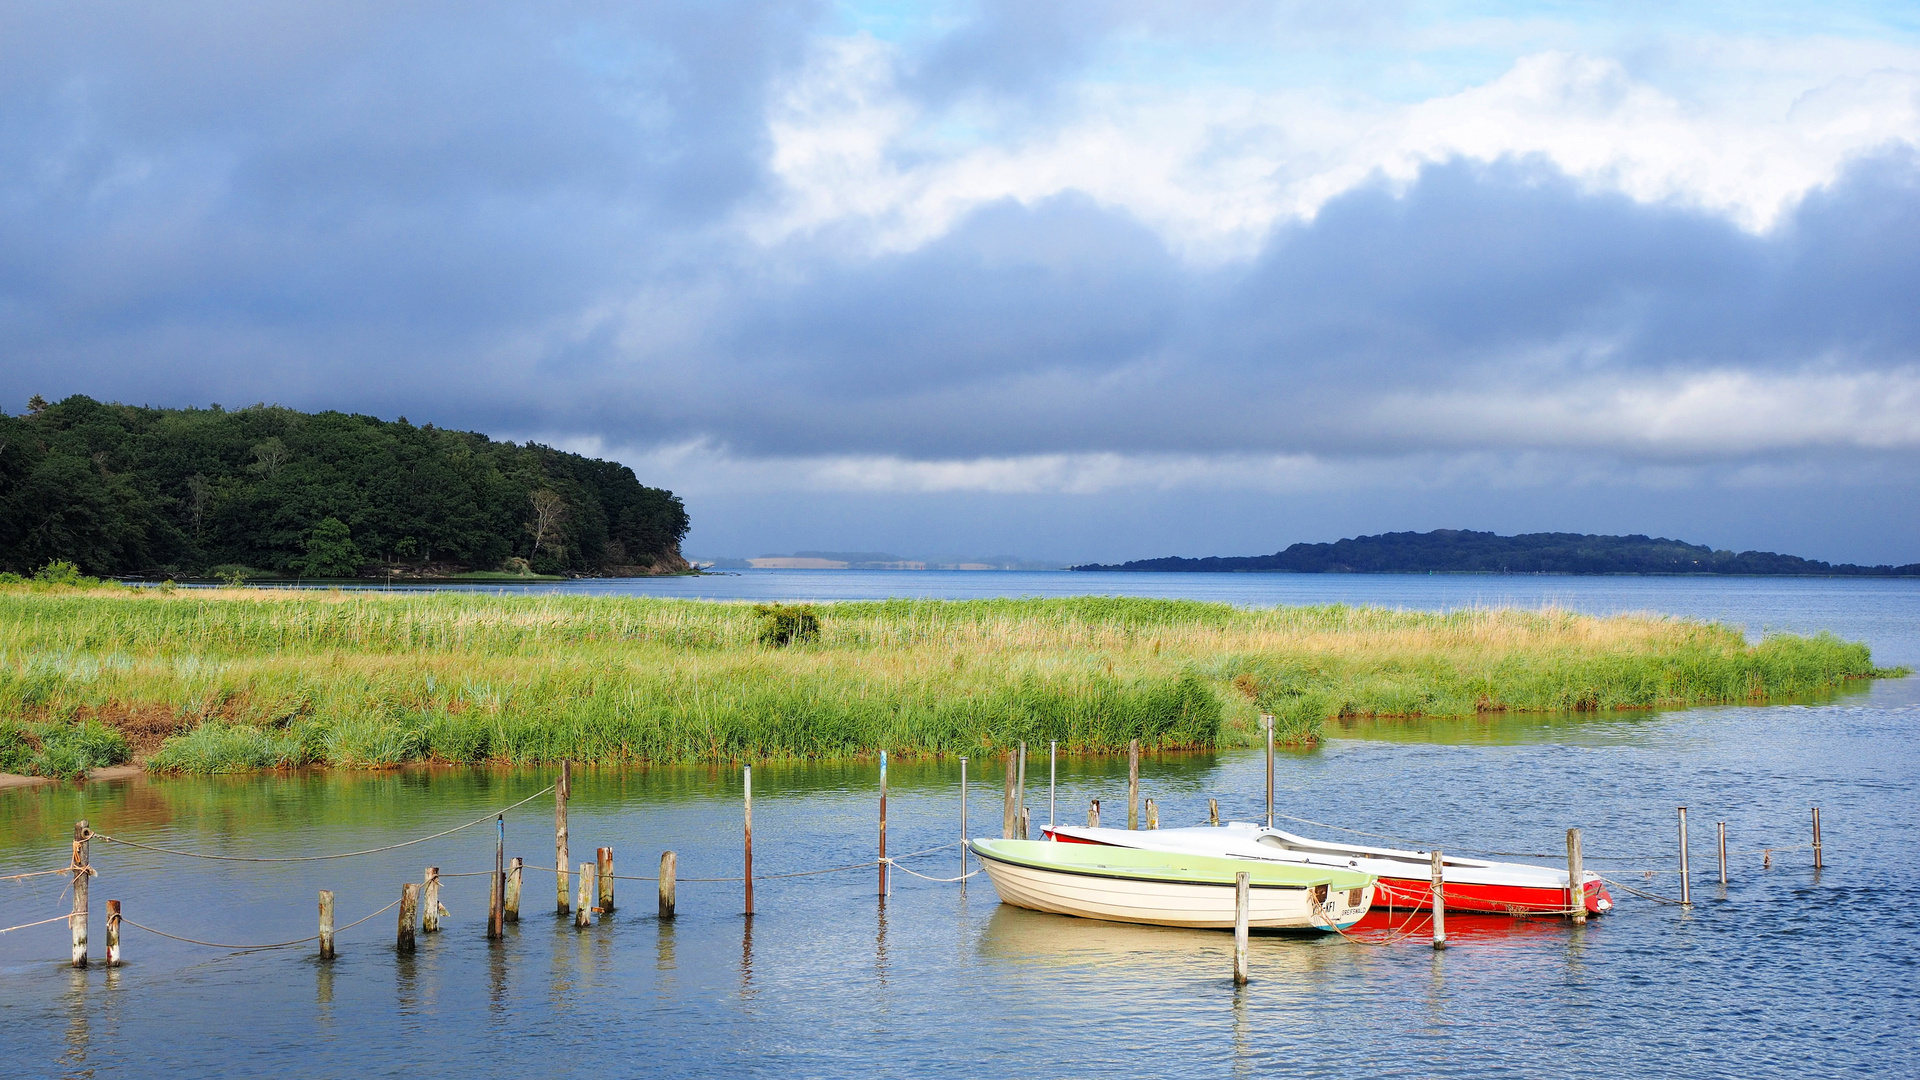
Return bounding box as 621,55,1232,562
1043,821,1612,916
968,838,1376,931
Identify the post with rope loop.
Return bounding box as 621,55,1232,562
106,899,122,967
597,847,615,915
1232,870,1251,985
555,760,572,916
1127,739,1140,830
422,867,442,933
1430,849,1447,950
878,750,889,898
319,890,336,959
575,863,595,928
1567,828,1586,923
489,817,505,940
71,820,89,968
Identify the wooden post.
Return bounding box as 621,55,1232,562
555,760,572,916
505,857,523,923
1812,807,1823,869
1088,799,1100,827
1145,798,1158,830
397,883,418,953
1002,752,1017,839
1263,715,1275,830
1209,798,1219,826
1430,850,1447,950
1566,828,1586,923
1048,740,1057,827
105,899,122,967
1016,742,1026,825
1717,822,1728,886
1232,871,1251,985
70,820,89,969
1019,806,1030,840
597,847,615,914
959,756,969,876
318,890,336,959
659,852,677,918
878,750,889,897
743,765,754,917
489,815,505,940
576,863,595,928
422,867,441,933
1677,807,1692,906
1127,738,1140,830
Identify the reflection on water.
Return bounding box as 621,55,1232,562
2,676,1916,1077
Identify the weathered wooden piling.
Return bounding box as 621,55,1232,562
505,857,523,922
555,760,572,916
576,863,595,928
959,756,969,876
1678,807,1692,906
1232,871,1251,986
1127,739,1140,830
1019,807,1030,840
105,900,122,967
1002,753,1017,839
397,883,418,953
1430,850,1447,950
1048,740,1057,827
1088,799,1100,827
597,847,615,914
489,816,506,940
319,890,336,959
1016,741,1027,823
70,820,89,969
743,765,755,917
1717,822,1728,886
1566,828,1586,923
1209,798,1219,826
1145,798,1159,830
659,852,677,918
422,867,442,933
879,750,889,897
1812,807,1823,869
1262,715,1275,829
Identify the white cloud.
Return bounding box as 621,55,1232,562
752,33,1920,261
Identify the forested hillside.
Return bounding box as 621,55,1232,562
1075,529,1920,576
0,396,689,578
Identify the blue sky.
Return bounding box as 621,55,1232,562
3,1,1918,563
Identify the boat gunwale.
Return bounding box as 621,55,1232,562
967,839,1370,892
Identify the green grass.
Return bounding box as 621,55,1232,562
0,586,1900,775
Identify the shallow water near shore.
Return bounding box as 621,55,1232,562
4,575,1916,1078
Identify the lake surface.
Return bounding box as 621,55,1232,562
5,574,1916,1078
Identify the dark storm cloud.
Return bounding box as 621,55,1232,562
0,2,1916,474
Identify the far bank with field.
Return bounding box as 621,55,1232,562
0,586,1902,778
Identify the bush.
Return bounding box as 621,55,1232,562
755,603,820,647
0,720,130,779
147,722,306,774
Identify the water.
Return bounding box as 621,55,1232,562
5,574,1916,1078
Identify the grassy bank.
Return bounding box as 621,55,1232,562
0,587,1900,776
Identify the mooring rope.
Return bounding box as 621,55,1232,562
90,785,555,863
1,866,76,882
0,912,75,935
884,860,983,883
119,897,404,951
1601,876,1689,906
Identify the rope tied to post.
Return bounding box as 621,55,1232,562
0,912,77,935
89,785,555,863
119,896,404,951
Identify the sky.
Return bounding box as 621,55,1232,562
3,1,1918,564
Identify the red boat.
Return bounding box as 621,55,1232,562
1043,821,1611,916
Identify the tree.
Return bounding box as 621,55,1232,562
295,517,362,577
185,474,213,538
247,438,290,479
526,488,568,561
26,394,48,416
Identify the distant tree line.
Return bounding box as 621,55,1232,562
1074,529,1920,576
0,396,689,578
